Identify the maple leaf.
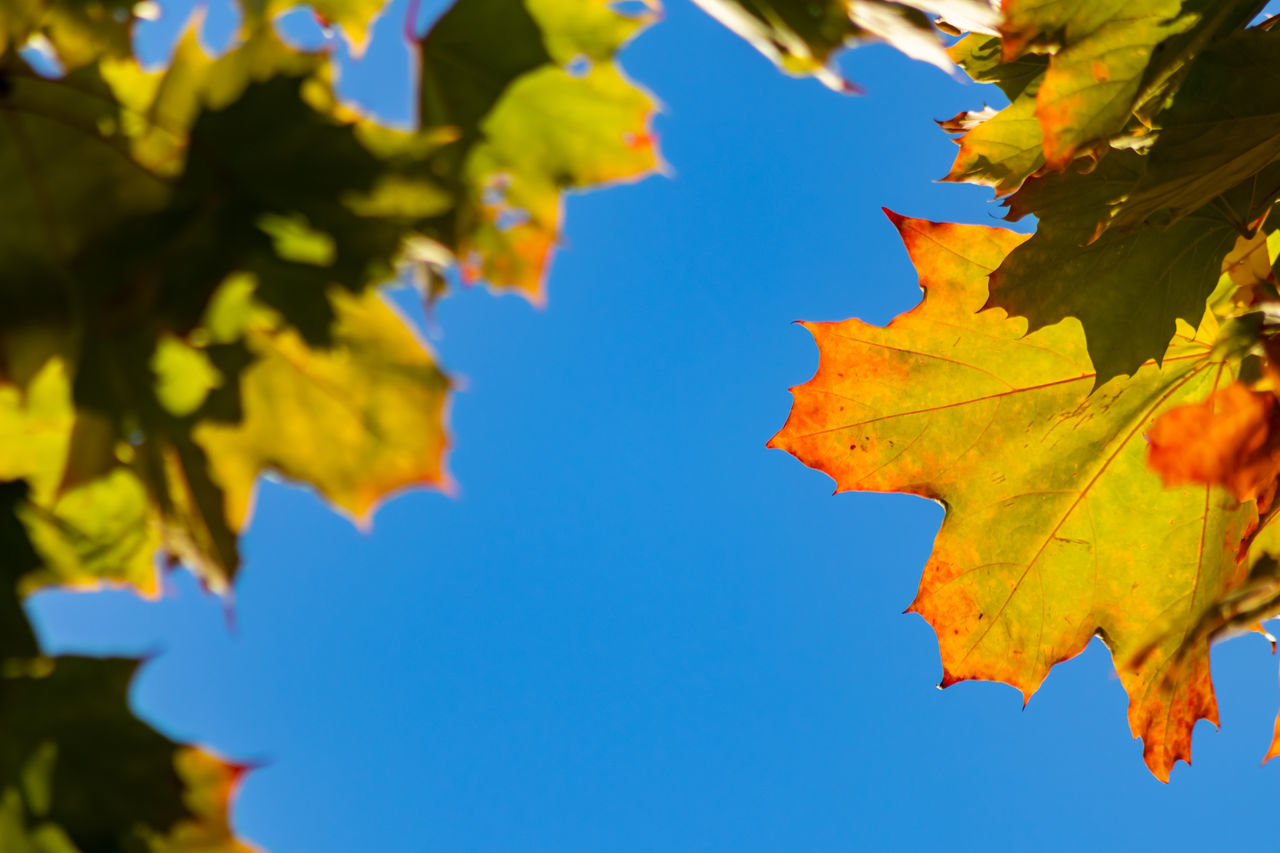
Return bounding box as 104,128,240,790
941,2,1266,202
0,0,136,70
998,0,1195,168
988,151,1244,382
939,34,1048,195
1109,27,1280,231
770,212,1261,779
0,346,159,594
0,1,658,848
418,0,659,300
689,0,862,91
245,0,385,54
195,280,451,528
0,657,256,852
0,57,171,308
690,0,998,91
0,29,456,589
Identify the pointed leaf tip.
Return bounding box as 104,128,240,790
880,207,906,228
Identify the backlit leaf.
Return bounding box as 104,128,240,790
0,0,135,71
940,34,1049,194
419,0,659,299
988,152,1241,382
770,213,1258,779
0,350,158,594
1147,382,1280,502
1110,27,1280,230
0,657,255,851
196,284,451,527
1000,0,1193,168
690,0,997,91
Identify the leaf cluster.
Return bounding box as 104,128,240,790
752,0,1280,778
5,0,1276,844
0,0,658,847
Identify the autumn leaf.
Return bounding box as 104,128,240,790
1109,27,1280,231
0,347,159,595
147,749,259,853
0,57,170,313
195,280,451,527
948,31,1044,100
690,0,859,90
940,2,1266,202
1127,232,1280,724
770,212,1259,779
689,0,998,92
939,34,1048,195
249,0,385,54
1148,382,1280,502
419,0,659,300
0,0,136,70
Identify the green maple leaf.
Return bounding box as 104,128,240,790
419,0,659,299
986,145,1280,382
1111,27,1280,230
771,213,1265,779
989,178,1239,383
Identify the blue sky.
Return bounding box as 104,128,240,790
27,2,1280,851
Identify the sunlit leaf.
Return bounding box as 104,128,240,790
770,214,1258,779
690,0,997,91
1000,0,1194,168
196,284,451,527
418,0,659,299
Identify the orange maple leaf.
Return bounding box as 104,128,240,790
1148,382,1280,503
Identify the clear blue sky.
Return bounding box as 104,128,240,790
28,2,1280,851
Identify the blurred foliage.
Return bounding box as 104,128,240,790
0,0,660,845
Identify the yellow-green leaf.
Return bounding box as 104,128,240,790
196,285,451,526
1000,0,1194,168
419,0,659,299
770,213,1257,779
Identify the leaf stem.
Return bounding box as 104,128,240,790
1212,195,1252,238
